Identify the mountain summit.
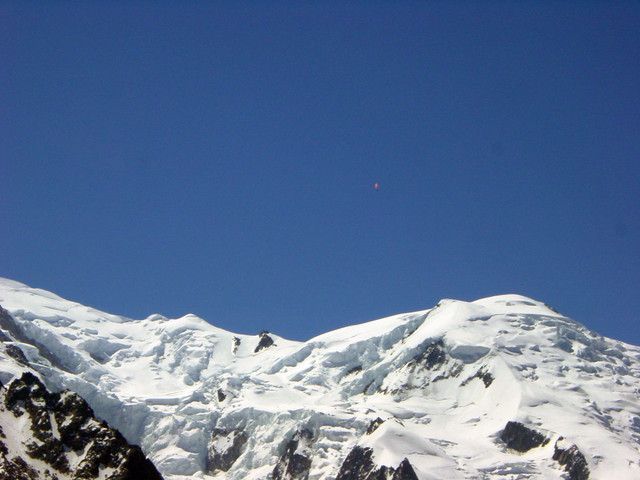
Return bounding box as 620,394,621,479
0,278,638,479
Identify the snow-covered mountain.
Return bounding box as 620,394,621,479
0,277,639,480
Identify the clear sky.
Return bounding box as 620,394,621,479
2,2,639,344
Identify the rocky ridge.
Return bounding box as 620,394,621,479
0,365,162,480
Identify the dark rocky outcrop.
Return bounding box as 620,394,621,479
207,428,248,473
217,388,227,402
366,417,384,435
5,344,30,366
380,340,454,396
272,428,313,480
112,447,166,480
335,446,418,480
461,367,494,388
255,330,275,353
411,341,446,370
0,454,41,480
334,446,379,480
501,422,589,480
553,438,590,480
500,421,549,452
232,336,241,354
0,372,163,480
392,458,419,480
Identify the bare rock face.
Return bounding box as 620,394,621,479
366,418,384,435
207,428,248,473
4,344,29,366
272,428,314,480
334,446,378,480
379,340,465,397
501,422,589,479
255,330,275,353
0,455,41,480
553,438,590,480
0,372,163,480
392,459,419,480
335,446,418,480
500,421,549,452
412,340,447,370
461,367,494,388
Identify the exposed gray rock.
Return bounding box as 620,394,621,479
5,344,29,366
380,340,454,396
411,340,446,370
500,421,549,452
553,438,590,480
366,417,384,435
255,330,275,353
272,428,313,480
501,422,590,480
217,388,227,402
207,428,248,473
0,454,41,480
334,446,380,480
232,336,241,354
0,372,163,480
392,458,419,480
335,446,418,480
461,367,494,388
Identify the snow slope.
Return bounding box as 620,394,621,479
0,278,639,479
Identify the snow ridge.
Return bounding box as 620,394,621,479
1,278,639,479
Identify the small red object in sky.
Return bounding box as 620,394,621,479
374,183,379,191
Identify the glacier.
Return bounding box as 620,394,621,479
0,277,639,479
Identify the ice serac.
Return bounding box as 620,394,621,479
0,279,639,480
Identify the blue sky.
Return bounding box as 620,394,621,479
2,2,639,344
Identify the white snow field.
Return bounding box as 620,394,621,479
0,277,639,479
